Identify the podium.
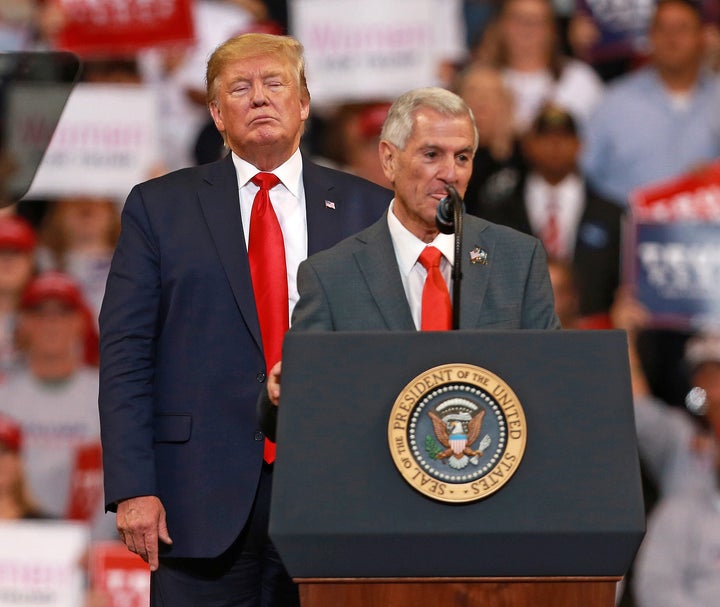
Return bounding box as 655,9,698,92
270,330,645,606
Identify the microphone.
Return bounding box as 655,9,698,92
435,184,461,234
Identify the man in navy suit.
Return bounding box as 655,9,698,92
98,33,389,606
482,104,624,322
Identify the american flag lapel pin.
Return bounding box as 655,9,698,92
469,246,488,265
324,200,336,210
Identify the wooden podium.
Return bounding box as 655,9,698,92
297,577,618,606
270,330,644,606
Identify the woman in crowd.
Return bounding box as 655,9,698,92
475,0,604,132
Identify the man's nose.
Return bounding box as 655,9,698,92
250,83,269,106
438,156,458,183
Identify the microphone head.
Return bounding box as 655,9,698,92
435,196,455,234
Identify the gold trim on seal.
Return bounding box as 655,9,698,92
388,363,526,503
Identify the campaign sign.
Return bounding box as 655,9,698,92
89,542,150,607
575,0,653,62
53,0,194,56
0,521,89,607
627,162,720,328
21,83,161,200
290,0,439,104
630,161,720,223
627,222,720,328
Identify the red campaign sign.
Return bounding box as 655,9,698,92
89,541,151,607
630,160,720,223
53,0,195,57
65,441,104,522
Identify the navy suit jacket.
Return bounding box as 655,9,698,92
483,175,625,317
98,154,390,559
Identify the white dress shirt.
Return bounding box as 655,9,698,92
386,201,455,329
524,172,585,259
232,148,307,323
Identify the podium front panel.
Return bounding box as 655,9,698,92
269,330,645,578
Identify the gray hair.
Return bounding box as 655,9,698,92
380,87,479,151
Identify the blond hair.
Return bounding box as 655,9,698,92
206,33,310,105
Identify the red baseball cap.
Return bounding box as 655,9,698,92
0,215,36,252
358,103,392,140
0,413,22,453
19,271,86,311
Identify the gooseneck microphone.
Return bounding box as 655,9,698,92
435,191,456,235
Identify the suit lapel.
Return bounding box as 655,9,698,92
457,217,494,329
353,218,415,330
303,159,346,255
197,156,263,351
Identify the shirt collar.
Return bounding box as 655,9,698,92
386,200,455,278
231,148,303,198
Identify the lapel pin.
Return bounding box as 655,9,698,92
324,200,336,210
469,246,488,265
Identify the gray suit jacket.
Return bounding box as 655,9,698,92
258,212,559,438
291,211,560,331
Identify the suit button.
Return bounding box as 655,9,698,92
256,372,266,383
254,432,264,441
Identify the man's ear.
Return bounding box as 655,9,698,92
379,140,396,184
208,100,225,134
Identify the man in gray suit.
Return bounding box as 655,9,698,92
260,86,560,420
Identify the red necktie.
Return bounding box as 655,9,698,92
418,246,452,331
248,172,286,463
542,191,562,259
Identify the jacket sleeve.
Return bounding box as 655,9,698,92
521,239,561,330
98,185,161,511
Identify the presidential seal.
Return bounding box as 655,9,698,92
388,363,526,503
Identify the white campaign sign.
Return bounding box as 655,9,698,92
0,521,89,607
291,0,455,104
21,83,161,200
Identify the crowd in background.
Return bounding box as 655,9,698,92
1,0,720,605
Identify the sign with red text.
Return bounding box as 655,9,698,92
19,83,161,200
0,521,89,607
626,162,720,328
52,0,194,56
630,161,720,222
290,0,464,104
89,542,150,607
66,442,103,522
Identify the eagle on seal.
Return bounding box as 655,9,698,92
429,409,486,466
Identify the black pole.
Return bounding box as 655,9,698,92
435,184,464,330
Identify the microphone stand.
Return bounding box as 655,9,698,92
436,184,463,330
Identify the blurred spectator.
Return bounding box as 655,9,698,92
37,197,121,322
632,440,720,607
614,318,720,607
474,0,604,132
0,271,113,539
546,256,581,328
612,291,718,498
581,0,720,208
483,104,623,320
455,63,528,214
320,101,393,189
0,412,44,519
611,291,720,606
0,215,37,381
